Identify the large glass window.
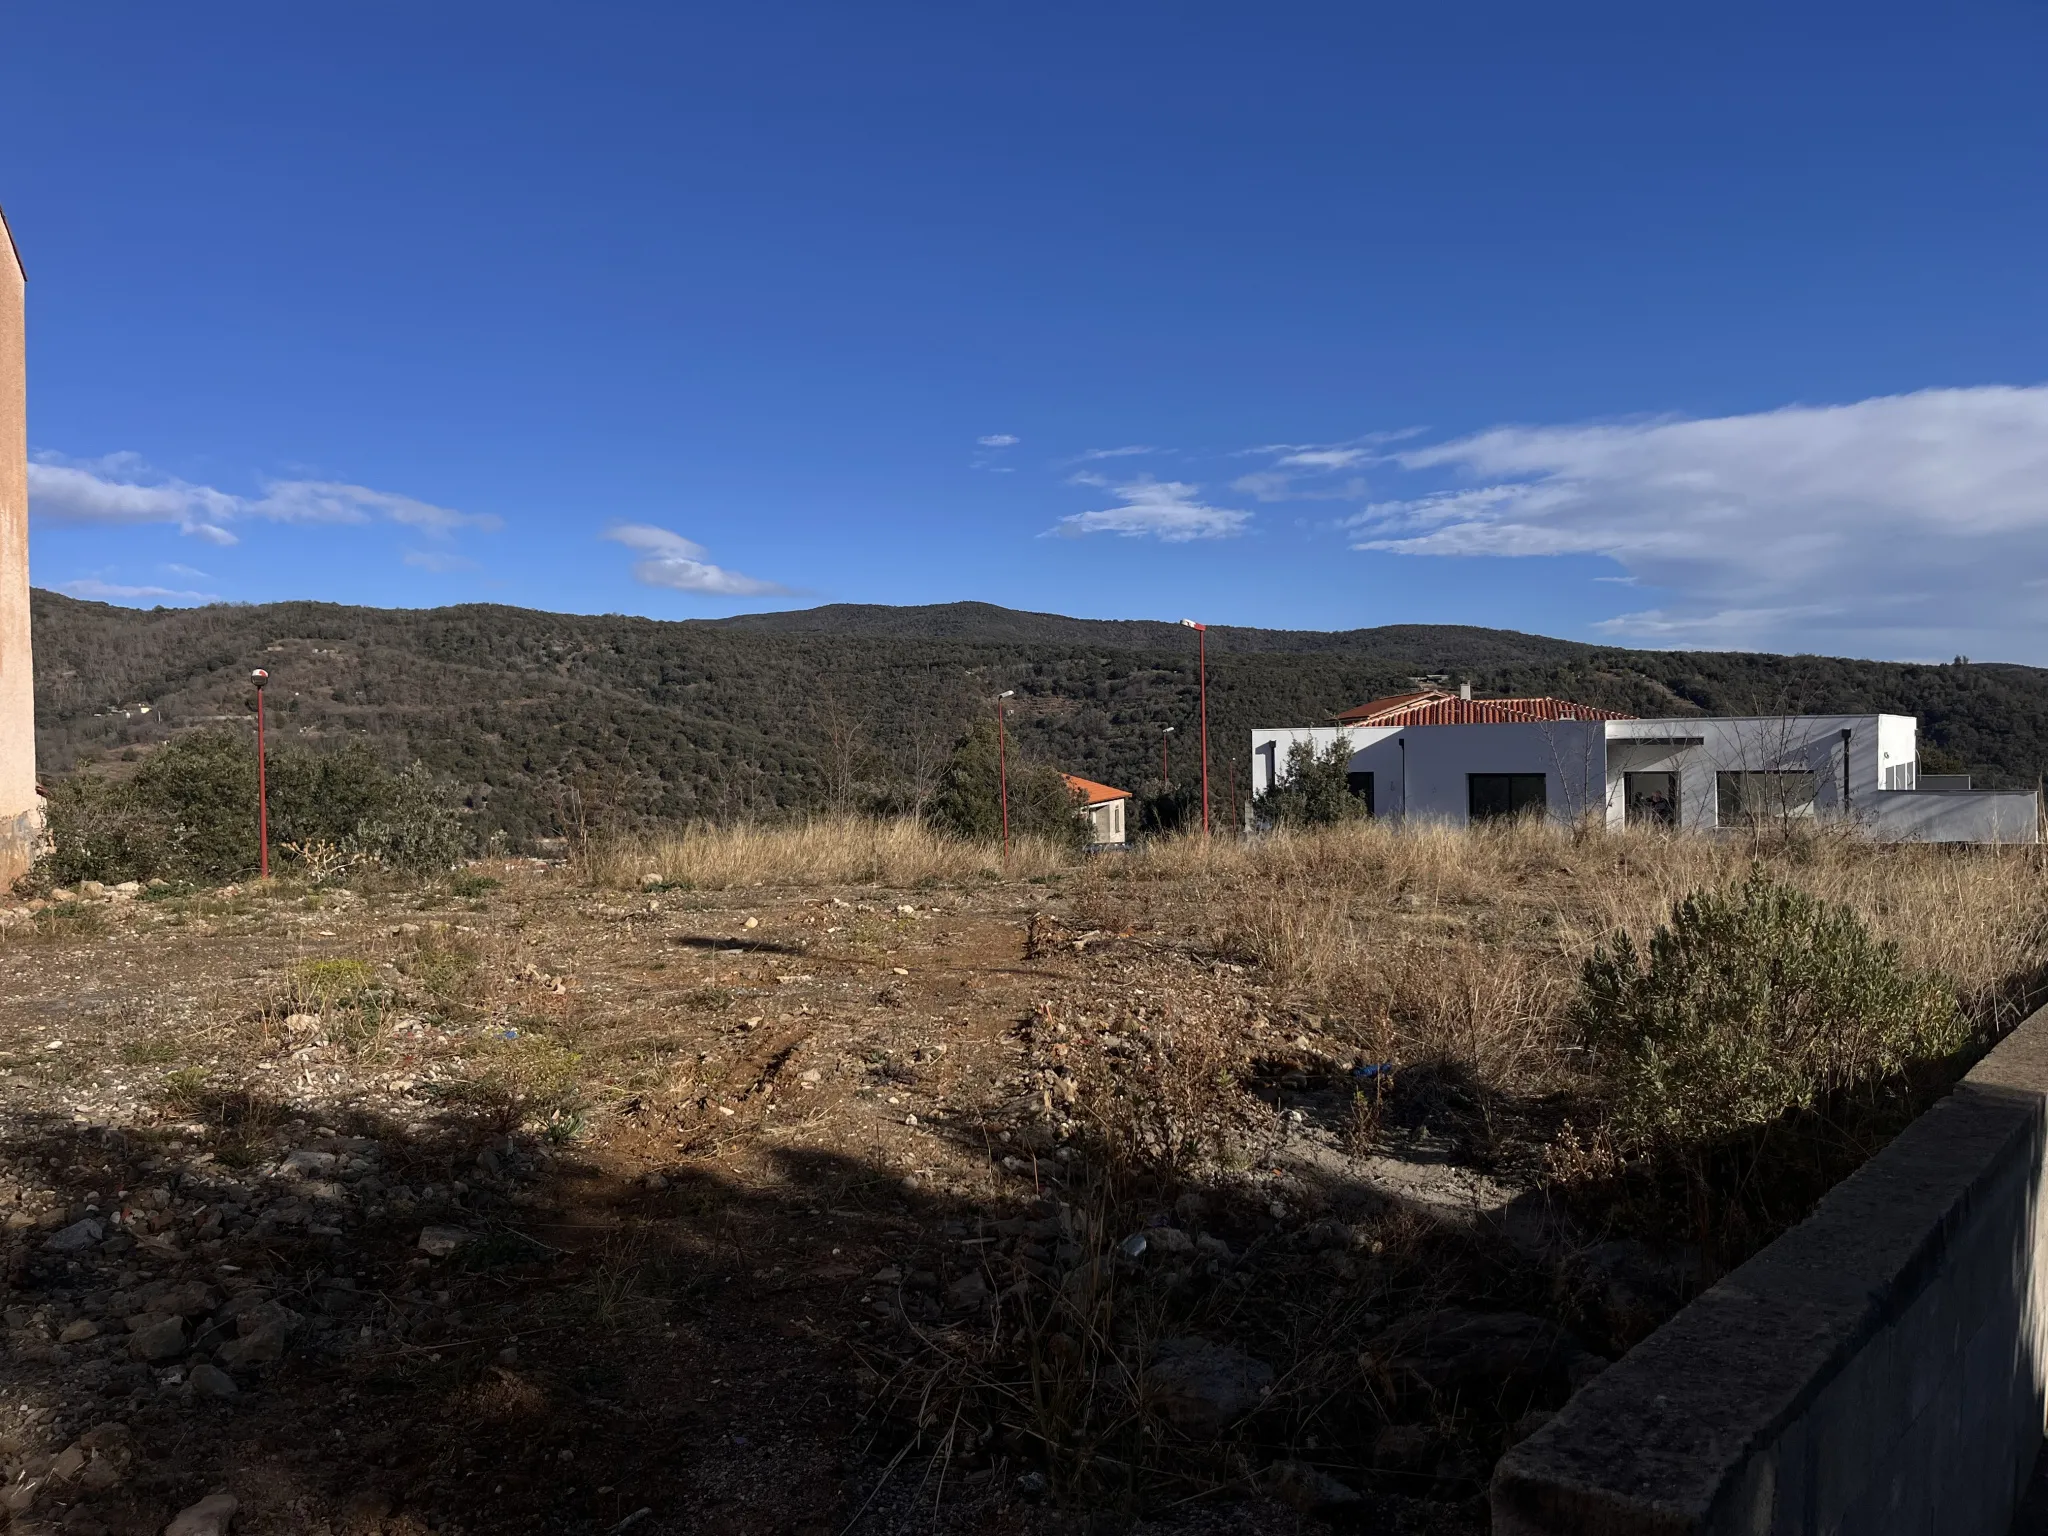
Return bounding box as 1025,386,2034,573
1625,771,1677,827
1716,771,1817,825
1468,773,1547,822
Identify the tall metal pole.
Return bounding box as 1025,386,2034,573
997,690,1014,866
1200,625,1209,836
1181,620,1210,836
1162,726,1174,792
251,669,270,880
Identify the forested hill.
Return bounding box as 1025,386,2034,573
29,590,2048,843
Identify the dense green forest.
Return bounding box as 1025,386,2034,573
29,590,2048,844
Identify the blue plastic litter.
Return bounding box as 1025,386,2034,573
1352,1062,1395,1081
498,1028,520,1041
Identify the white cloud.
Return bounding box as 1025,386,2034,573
1072,445,1156,462
61,578,219,605
403,549,479,573
29,462,240,543
1346,385,2048,655
1048,478,1250,542
977,434,1020,448
27,455,500,545
1228,437,1400,503
1231,469,1370,503
254,481,501,537
604,524,790,596
1277,446,1370,470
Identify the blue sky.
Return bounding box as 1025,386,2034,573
7,3,2048,659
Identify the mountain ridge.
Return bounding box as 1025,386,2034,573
30,590,2046,842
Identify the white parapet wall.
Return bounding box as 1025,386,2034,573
1865,789,2041,844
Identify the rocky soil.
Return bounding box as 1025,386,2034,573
0,865,1673,1534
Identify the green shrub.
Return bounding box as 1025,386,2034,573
352,762,473,874
929,721,1089,850
267,741,396,848
1576,870,1967,1150
34,730,470,888
39,773,172,887
1255,739,1371,827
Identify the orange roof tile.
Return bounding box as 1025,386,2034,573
1062,773,1133,805
1334,689,1634,726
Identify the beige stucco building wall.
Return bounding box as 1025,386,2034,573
0,209,40,885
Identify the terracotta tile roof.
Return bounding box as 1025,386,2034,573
1062,774,1133,805
1333,688,1635,726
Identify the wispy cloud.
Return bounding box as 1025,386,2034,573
604,524,790,596
61,578,219,605
972,433,1021,473
1346,385,2048,653
27,454,501,546
403,549,480,573
1048,477,1250,542
1071,445,1157,462
257,481,500,537
1229,436,1406,503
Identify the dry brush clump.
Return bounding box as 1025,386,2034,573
1116,820,2048,1087
581,816,1073,891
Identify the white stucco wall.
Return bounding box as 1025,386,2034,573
1083,797,1128,845
1247,710,2034,842
1250,721,1606,826
1602,715,1898,830
1867,790,2039,844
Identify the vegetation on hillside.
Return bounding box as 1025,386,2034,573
31,589,2048,850
37,728,471,886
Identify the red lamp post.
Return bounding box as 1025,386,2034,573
996,690,1015,865
1179,620,1209,836
251,669,270,880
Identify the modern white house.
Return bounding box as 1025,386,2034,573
1250,689,2040,844
1063,774,1133,846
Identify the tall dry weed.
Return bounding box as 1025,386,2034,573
582,817,1071,890
1130,820,2048,1095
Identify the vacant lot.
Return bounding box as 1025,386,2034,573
0,821,2039,1535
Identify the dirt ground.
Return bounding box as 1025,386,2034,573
0,862,1612,1536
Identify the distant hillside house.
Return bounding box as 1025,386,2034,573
1254,690,2040,845
1063,774,1132,846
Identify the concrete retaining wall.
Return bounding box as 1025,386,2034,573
1866,789,2042,845
1492,1005,2048,1535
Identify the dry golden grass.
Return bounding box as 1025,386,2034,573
1110,820,2048,1093
583,815,1071,890
589,813,2048,1109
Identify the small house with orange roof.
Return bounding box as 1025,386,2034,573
1062,773,1132,846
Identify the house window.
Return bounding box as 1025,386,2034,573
1716,771,1818,825
1625,771,1677,827
1468,773,1547,822
1346,771,1374,816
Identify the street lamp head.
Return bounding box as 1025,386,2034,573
998,689,1015,699
1178,618,1204,630
1163,725,1175,733
250,669,269,688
